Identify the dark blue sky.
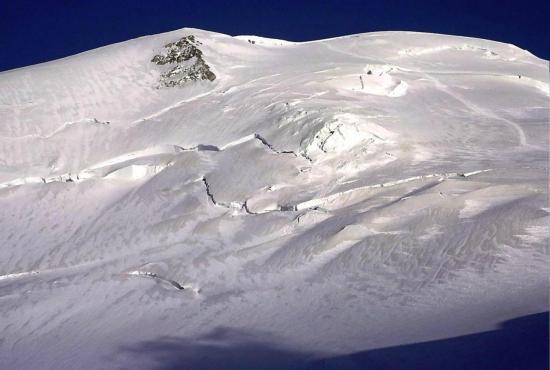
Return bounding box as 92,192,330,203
1,0,549,72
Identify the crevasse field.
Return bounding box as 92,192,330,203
0,28,548,369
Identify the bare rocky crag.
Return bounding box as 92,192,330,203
151,35,216,87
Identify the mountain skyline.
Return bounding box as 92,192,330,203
2,0,549,72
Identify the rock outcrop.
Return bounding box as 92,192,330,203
151,35,216,87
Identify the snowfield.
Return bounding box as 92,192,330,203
0,28,548,369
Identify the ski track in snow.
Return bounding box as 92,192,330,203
423,73,528,146
131,91,216,124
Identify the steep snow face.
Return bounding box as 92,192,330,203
0,28,548,369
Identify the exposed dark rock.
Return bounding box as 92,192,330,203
151,35,216,87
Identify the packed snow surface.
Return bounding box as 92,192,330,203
0,28,548,369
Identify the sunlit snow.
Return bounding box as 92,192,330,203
0,28,548,369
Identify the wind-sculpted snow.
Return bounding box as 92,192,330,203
0,28,548,370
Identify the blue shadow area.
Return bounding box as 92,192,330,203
309,312,549,370
122,312,548,370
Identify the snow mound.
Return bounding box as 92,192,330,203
326,64,408,97
104,164,169,180
300,113,394,158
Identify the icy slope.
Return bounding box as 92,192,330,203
0,28,548,369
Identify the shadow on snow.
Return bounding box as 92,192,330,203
120,311,549,370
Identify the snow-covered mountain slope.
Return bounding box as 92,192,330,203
0,28,548,369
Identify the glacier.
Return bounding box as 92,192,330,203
0,28,548,369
